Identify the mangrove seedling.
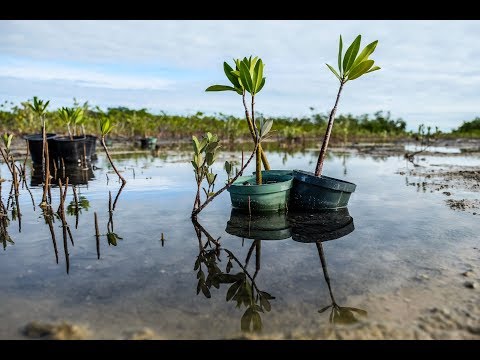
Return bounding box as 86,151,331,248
404,124,440,165
206,56,272,185
190,132,258,219
58,107,84,140
191,132,220,211
27,97,51,206
315,35,381,176
192,220,274,333
99,113,126,185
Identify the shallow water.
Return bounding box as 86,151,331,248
0,147,479,339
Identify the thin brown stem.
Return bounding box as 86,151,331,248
112,182,126,211
242,92,270,170
101,136,126,185
315,81,345,177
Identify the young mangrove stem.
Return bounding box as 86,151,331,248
315,81,345,177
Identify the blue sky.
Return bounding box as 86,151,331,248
0,20,479,131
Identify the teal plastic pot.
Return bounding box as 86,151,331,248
289,208,354,243
290,170,356,210
225,208,291,240
227,174,293,212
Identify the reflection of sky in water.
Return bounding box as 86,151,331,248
0,149,479,338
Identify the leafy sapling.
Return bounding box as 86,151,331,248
315,35,381,177
206,56,273,185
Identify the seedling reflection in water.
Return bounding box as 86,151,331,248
316,241,367,326
27,97,51,206
192,220,275,333
0,181,14,250
1,133,22,232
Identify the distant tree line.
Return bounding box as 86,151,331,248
0,99,477,142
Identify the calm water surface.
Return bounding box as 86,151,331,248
0,147,479,339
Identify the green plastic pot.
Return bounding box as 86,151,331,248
290,170,356,210
225,208,291,240
289,208,354,243
227,174,293,213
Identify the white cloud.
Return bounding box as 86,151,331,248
0,20,479,131
0,61,172,90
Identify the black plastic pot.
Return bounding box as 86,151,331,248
30,163,95,187
140,137,157,149
225,208,292,240
85,135,98,159
24,133,57,165
289,208,354,243
53,136,95,164
290,170,356,210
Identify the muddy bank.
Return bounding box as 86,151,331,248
397,164,480,215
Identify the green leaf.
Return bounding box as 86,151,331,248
206,172,215,185
224,161,232,174
240,308,253,331
338,35,343,77
259,291,275,300
350,40,378,71
226,281,242,301
192,135,200,155
194,257,200,271
252,59,264,94
366,65,381,73
342,35,361,74
201,283,211,298
250,56,258,72
260,119,273,138
205,85,237,92
196,280,202,295
251,311,262,332
256,78,266,93
224,62,241,88
348,59,374,80
239,61,253,94
205,152,214,166
226,259,233,273
260,296,271,312
326,64,341,81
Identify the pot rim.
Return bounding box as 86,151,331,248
227,174,293,195
24,133,57,141
53,135,88,142
292,169,356,193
